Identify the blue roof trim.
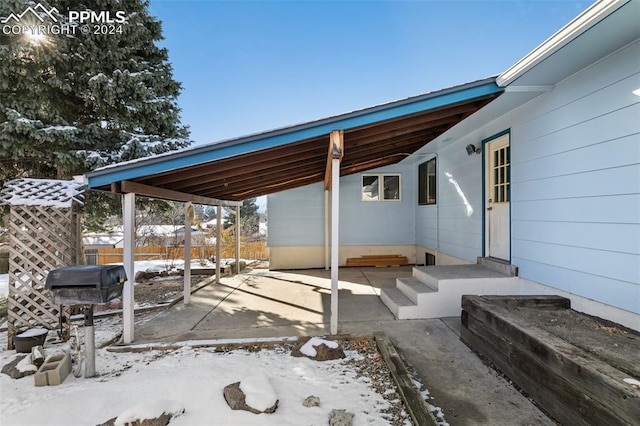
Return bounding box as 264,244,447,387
87,79,502,188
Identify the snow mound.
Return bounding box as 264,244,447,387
300,337,338,357
239,373,278,412
114,399,185,425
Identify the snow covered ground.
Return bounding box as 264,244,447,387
0,273,7,299
0,258,235,299
0,316,406,425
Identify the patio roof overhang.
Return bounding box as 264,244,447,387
86,77,503,202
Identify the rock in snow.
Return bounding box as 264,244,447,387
292,337,346,361
224,374,278,414
329,409,355,426
1,354,36,379
99,399,185,426
302,395,320,407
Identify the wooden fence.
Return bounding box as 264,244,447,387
95,242,268,265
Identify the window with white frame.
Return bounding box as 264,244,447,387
361,174,401,201
418,158,436,205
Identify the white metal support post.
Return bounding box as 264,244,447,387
330,159,340,334
324,190,330,270
216,205,222,283
122,192,136,343
329,130,343,335
235,204,241,274
183,202,192,304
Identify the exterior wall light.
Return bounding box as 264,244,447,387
465,144,481,155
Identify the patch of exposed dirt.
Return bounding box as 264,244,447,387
133,276,190,306
513,307,640,377
94,276,211,311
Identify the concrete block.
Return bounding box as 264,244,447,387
34,353,72,387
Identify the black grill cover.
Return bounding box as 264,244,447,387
45,265,127,304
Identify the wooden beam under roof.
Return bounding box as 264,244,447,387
177,157,327,194
117,181,241,206
324,130,344,190
141,135,326,187
170,147,327,192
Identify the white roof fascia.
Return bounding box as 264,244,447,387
497,0,629,87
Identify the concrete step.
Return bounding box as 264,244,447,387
386,264,523,319
380,288,421,320
412,266,439,289
396,277,437,304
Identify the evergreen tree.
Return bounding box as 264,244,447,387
224,198,260,237
0,0,190,184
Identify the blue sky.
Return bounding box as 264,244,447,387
149,1,592,147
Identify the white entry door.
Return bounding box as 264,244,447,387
485,134,510,261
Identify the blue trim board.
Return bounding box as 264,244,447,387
86,80,502,188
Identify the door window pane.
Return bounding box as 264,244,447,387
491,146,510,203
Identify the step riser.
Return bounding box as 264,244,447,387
412,267,439,289
477,257,518,276
395,278,436,304
435,277,520,294
380,291,400,317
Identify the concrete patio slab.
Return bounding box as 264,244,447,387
129,266,553,425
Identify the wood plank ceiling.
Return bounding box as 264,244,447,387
119,92,500,201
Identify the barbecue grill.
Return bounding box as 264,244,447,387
45,265,127,378
45,265,126,305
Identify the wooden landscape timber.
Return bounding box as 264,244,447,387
345,255,409,267
460,295,640,426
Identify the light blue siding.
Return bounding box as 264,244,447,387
511,258,638,312
268,39,640,315
413,39,640,313
268,164,415,247
512,164,639,201
511,221,640,255
415,205,437,249
509,40,640,313
267,183,325,246
413,137,485,262
338,166,416,245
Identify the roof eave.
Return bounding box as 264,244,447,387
496,0,629,87
86,77,502,189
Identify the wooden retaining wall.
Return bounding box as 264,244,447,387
460,295,639,425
